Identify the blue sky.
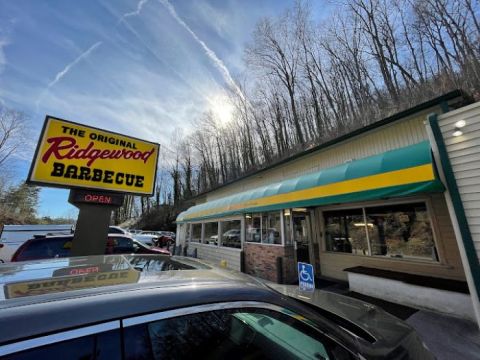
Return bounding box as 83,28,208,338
0,0,326,218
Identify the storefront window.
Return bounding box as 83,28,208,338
246,212,281,245
191,223,202,243
323,202,437,261
204,222,219,246
220,220,241,248
366,203,436,260
262,212,281,244
246,214,261,242
324,209,368,254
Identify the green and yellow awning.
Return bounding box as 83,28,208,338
177,141,444,223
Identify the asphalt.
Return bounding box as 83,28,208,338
315,280,480,359
406,311,480,360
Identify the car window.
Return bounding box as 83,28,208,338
16,237,71,261
3,329,121,360
123,308,353,360
109,236,133,254
108,227,124,234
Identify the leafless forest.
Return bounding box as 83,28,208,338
124,0,480,226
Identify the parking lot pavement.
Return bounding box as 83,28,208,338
406,311,480,360
316,280,480,359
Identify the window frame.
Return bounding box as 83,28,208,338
245,211,284,246
320,197,441,263
185,216,244,250
0,321,120,357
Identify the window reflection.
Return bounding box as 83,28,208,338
323,202,438,261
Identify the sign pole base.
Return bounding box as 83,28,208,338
69,189,124,257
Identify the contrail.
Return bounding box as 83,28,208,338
47,41,102,89
35,41,102,110
98,0,213,104
119,0,149,23
158,0,245,101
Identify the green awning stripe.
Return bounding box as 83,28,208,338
177,141,443,223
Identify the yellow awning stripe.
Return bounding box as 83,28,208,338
182,163,435,221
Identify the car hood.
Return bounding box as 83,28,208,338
266,284,417,346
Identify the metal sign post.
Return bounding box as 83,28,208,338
68,190,124,256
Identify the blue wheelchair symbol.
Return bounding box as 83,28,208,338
298,262,315,292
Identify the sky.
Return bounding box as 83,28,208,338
0,0,325,219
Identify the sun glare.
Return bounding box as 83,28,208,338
210,95,234,125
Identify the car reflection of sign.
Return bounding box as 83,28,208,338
4,267,140,299
27,116,160,195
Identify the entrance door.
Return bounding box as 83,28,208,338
292,209,312,264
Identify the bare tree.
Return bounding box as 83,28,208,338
0,106,28,169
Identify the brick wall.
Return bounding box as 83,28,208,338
244,243,297,284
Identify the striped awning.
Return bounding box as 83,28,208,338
177,141,444,223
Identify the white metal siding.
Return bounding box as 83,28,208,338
438,102,480,261
188,243,242,271
207,111,432,202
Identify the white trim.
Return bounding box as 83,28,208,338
244,241,284,247
0,321,120,356
426,118,480,328
122,301,286,327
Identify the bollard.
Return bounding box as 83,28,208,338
276,257,284,284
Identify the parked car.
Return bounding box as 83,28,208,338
0,224,74,262
0,255,432,359
135,231,174,247
108,226,132,236
10,234,169,262
222,229,241,248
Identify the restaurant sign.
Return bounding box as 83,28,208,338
28,116,160,195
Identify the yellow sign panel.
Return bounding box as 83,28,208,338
28,116,160,195
4,269,140,299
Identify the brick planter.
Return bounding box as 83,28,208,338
244,243,296,284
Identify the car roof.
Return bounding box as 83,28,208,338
0,255,279,342
0,255,413,352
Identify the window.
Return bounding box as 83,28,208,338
323,202,438,261
4,329,121,360
262,212,281,244
123,308,352,360
366,203,436,260
15,237,72,261
220,220,241,248
246,212,281,245
246,214,261,242
324,209,368,254
105,236,134,254
108,227,124,234
204,222,219,245
191,223,202,243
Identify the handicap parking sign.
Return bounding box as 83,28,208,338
298,262,315,292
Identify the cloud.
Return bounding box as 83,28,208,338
0,37,9,75
158,0,245,101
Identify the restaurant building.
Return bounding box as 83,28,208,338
176,90,480,325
